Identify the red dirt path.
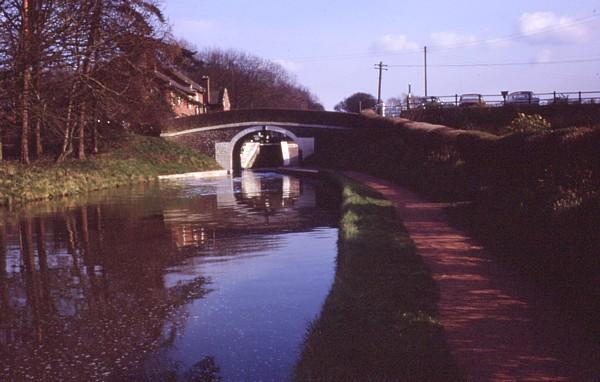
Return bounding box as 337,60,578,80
344,171,599,382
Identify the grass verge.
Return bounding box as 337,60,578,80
0,133,220,206
293,173,461,382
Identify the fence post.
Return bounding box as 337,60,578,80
455,94,458,106
579,91,582,103
553,91,556,103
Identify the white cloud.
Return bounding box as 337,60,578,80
430,31,477,48
372,34,419,52
274,59,302,73
519,12,589,44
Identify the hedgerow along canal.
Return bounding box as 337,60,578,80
0,171,341,381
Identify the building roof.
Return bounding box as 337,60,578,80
154,66,205,97
167,66,205,92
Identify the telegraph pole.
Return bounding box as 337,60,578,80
374,61,388,114
424,46,428,97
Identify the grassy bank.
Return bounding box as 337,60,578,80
293,174,460,382
0,134,220,206
308,114,600,340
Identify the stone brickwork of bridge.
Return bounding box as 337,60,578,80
160,109,384,172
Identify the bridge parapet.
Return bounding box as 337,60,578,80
160,108,390,134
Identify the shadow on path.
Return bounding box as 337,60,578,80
345,171,600,382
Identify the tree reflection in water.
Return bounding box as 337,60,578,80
0,172,339,381
138,355,222,382
0,204,216,381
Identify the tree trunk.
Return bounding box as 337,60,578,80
56,81,78,162
77,103,86,160
0,124,3,161
76,0,103,161
34,71,45,158
56,112,73,162
92,119,99,154
21,65,32,164
20,0,31,165
34,115,43,158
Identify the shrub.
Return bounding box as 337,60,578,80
508,113,551,133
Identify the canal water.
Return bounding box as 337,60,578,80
0,171,340,381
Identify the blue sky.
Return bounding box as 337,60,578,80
161,0,600,109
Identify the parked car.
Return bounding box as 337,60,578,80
423,96,441,107
409,96,441,109
459,94,485,107
506,91,540,105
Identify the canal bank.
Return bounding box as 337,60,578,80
294,171,461,381
0,134,220,207
342,171,600,381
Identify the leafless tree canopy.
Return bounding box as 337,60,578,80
176,47,324,111
0,0,173,163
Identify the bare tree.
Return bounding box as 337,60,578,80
183,47,323,111
1,0,171,162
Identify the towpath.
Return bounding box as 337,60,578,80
344,171,599,382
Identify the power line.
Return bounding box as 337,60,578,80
388,57,600,68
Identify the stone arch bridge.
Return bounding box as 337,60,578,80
160,109,386,172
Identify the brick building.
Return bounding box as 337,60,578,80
154,66,206,117
155,68,230,118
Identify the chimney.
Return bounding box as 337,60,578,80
201,76,210,104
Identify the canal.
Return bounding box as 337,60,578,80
0,171,341,381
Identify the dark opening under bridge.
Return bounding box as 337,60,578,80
160,109,388,173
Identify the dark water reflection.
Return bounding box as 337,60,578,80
0,171,340,381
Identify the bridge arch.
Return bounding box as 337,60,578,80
161,110,378,172
221,125,315,173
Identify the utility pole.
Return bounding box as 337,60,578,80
424,46,428,97
374,61,388,115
